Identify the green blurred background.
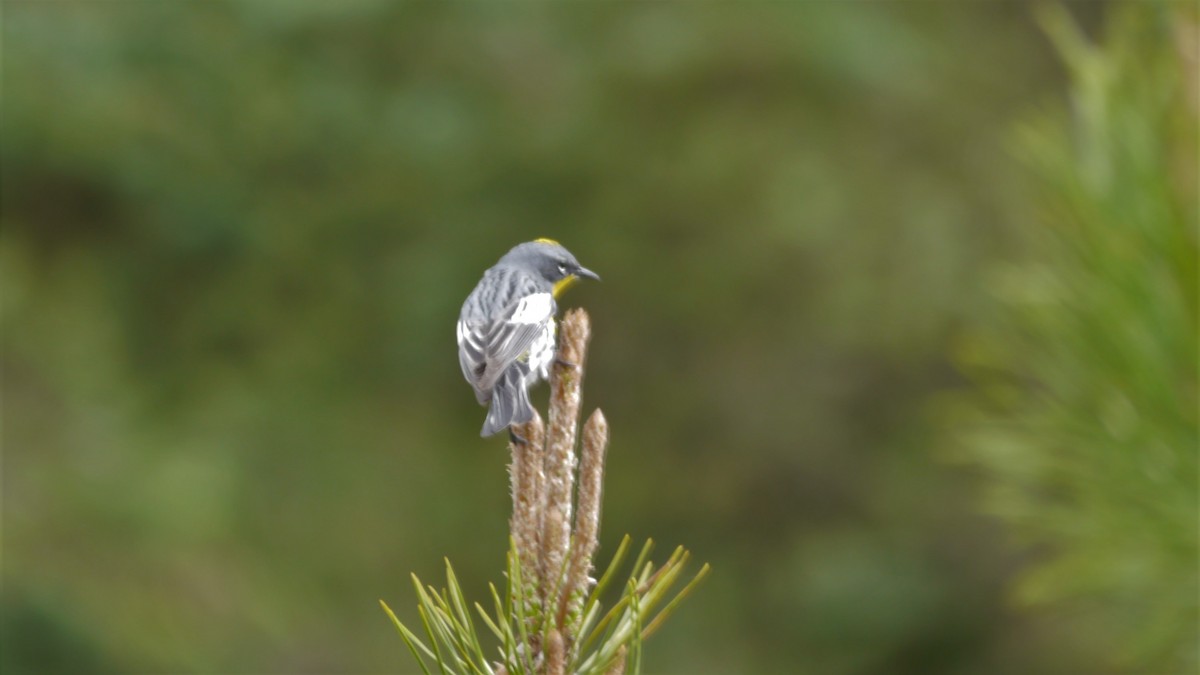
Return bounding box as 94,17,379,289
3,2,1195,674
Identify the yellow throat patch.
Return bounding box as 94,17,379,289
553,274,578,298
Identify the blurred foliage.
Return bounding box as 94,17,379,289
948,3,1198,671
3,1,1186,674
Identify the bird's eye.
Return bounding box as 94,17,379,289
557,263,568,275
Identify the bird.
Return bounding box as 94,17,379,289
457,239,600,438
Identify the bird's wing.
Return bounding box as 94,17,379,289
457,320,488,391
458,291,554,398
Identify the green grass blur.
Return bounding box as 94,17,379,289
948,5,1198,672
2,2,1194,674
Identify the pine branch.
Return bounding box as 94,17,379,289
384,309,707,675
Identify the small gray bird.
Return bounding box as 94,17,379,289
457,239,600,437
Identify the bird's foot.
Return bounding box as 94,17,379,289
509,427,529,445
555,356,580,371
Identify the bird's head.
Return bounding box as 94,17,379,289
502,239,600,298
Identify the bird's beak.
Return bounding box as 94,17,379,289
576,266,601,281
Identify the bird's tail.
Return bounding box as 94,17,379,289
481,367,534,437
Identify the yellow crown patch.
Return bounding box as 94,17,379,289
534,237,560,246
